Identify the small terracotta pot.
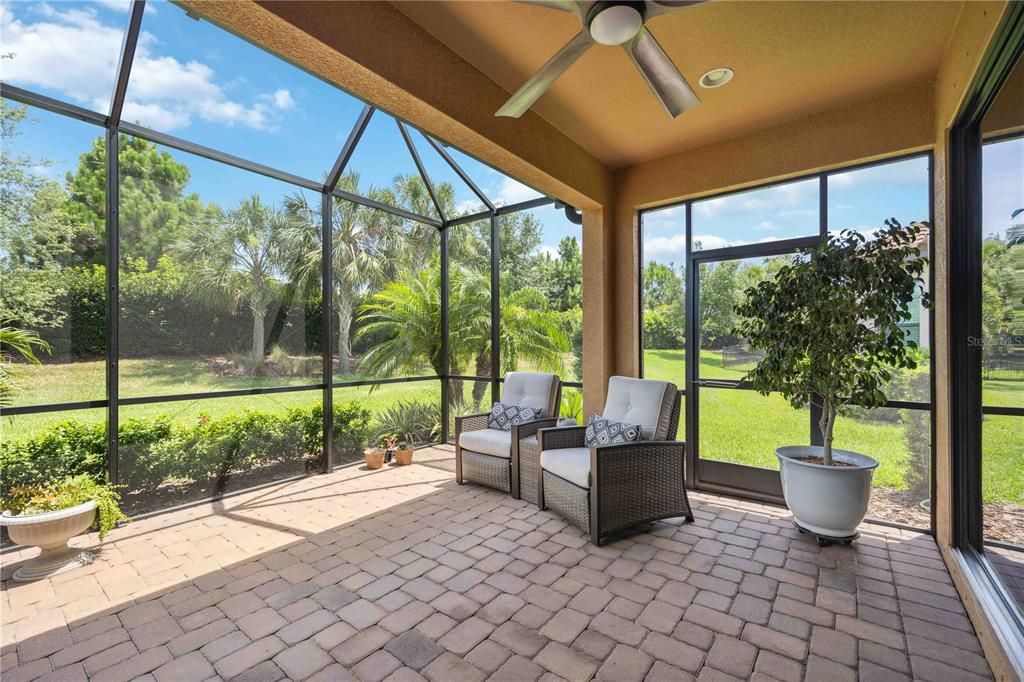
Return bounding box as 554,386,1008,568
394,449,414,466
364,448,386,470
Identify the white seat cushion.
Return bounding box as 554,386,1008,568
503,372,557,416
602,376,673,440
459,429,512,459
540,447,590,488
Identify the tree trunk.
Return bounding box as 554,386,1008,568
472,353,491,409
252,312,265,362
819,402,836,466
336,299,352,376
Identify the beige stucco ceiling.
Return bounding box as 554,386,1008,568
392,1,964,169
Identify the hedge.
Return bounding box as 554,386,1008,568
9,262,322,359
0,401,372,498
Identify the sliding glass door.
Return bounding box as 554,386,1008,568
640,156,934,527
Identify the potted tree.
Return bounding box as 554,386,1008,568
1,475,129,581
734,219,929,544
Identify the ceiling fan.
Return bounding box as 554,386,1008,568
496,0,706,119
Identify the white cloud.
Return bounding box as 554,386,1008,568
454,198,485,216
90,0,132,13
1,4,123,107
644,234,687,256
752,220,776,231
694,179,817,219
1,4,294,133
536,245,558,259
494,177,539,206
271,89,294,110
119,100,190,131
692,234,742,250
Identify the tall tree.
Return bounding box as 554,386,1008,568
497,211,544,293
177,196,292,360
0,99,79,328
545,236,582,312
65,134,203,267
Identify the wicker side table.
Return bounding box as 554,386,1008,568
518,435,541,504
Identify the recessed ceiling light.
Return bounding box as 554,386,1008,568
699,68,734,89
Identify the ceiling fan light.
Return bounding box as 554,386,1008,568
590,4,644,46
698,67,734,88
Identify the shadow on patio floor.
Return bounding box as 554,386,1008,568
1,445,992,681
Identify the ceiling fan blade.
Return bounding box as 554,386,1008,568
496,30,593,118
645,0,708,19
624,26,700,117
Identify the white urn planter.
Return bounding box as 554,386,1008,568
1,500,97,582
776,446,878,545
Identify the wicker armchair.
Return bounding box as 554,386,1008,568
538,376,692,545
455,372,562,500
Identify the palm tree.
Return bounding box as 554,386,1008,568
356,266,445,377
356,263,569,410
0,326,51,406
283,172,403,376
177,195,291,361
284,173,458,376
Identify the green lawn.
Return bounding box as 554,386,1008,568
4,352,1020,504
4,358,439,440
644,348,1021,503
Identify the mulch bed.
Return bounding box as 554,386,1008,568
868,487,1024,546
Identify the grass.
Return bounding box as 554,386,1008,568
4,352,1020,504
4,357,439,441
644,348,1021,504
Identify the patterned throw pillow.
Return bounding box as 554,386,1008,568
488,403,542,431
585,414,642,448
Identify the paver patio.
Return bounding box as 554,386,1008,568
1,446,992,681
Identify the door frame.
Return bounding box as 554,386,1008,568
638,152,937,531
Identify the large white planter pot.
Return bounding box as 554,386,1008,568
776,445,878,542
1,501,97,582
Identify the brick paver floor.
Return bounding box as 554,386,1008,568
1,445,992,681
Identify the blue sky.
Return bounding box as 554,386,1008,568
642,155,933,266
643,148,1015,267
983,137,1024,240
3,0,577,250
5,2,1017,261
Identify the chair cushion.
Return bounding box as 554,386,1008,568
488,402,542,431
602,376,676,440
584,415,641,448
540,447,590,488
503,372,558,416
459,429,512,459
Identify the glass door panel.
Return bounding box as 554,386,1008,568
697,387,807,470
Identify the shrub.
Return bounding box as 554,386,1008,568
643,307,685,350
561,388,583,424
22,261,321,360
0,419,107,496
117,417,175,489
0,401,373,499
372,400,440,445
